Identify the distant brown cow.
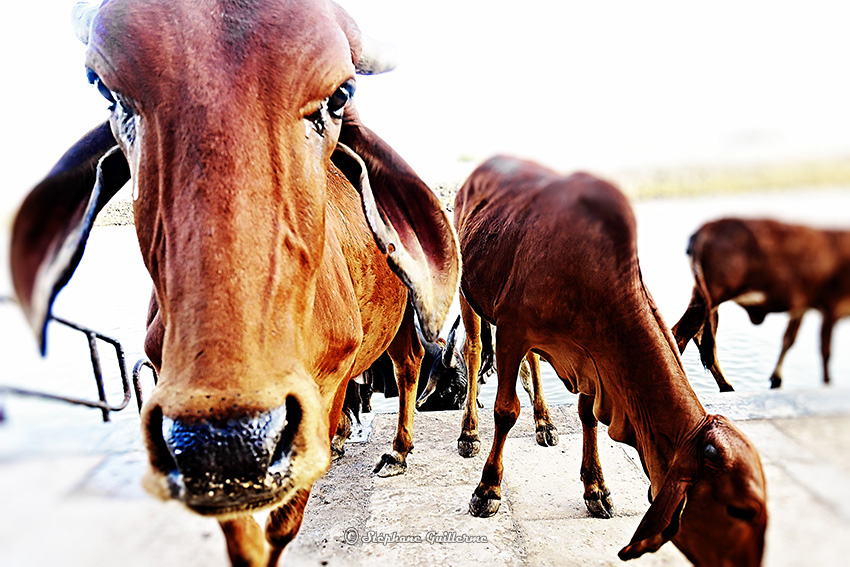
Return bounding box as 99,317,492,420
455,156,767,566
672,218,850,390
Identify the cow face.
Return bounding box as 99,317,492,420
83,0,362,516
621,416,767,567
674,418,767,567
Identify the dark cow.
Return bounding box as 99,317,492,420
332,316,467,459
455,156,767,566
673,217,850,390
9,1,459,565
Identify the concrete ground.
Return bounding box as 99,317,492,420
1,388,849,567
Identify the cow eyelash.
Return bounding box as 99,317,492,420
327,79,355,119
86,68,118,110
86,68,137,145
307,80,356,136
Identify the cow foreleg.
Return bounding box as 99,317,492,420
265,488,311,566
374,303,424,477
672,286,707,353
578,393,613,518
219,516,266,567
769,310,804,388
694,308,735,392
469,338,523,517
522,353,558,447
458,296,482,457
820,311,835,385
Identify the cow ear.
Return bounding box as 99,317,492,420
10,121,130,354
619,487,687,560
619,437,702,561
332,110,460,342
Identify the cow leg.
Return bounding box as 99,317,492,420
522,352,558,447
578,393,613,518
820,311,835,385
458,296,482,457
469,337,524,517
769,310,804,389
672,286,706,353
693,308,735,392
265,488,311,566
219,516,267,567
331,380,359,460
373,302,424,477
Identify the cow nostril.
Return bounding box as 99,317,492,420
270,396,302,472
146,406,179,475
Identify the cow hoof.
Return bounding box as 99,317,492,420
769,374,782,389
535,424,559,447
469,492,500,517
331,436,346,461
373,452,407,477
584,487,614,519
458,434,480,458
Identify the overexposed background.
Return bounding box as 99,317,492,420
3,0,850,221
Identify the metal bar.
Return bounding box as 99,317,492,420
0,299,135,421
86,331,111,422
0,385,122,412
132,359,158,412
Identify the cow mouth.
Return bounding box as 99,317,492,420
146,397,306,517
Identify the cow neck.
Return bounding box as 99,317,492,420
597,304,707,487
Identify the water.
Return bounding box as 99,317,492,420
384,187,850,412
2,188,849,428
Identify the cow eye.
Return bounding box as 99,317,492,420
86,68,117,109
327,80,355,119
727,505,758,522
704,443,720,461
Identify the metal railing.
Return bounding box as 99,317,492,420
1,296,156,422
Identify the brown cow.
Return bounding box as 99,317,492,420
10,1,459,566
455,156,767,566
673,217,850,391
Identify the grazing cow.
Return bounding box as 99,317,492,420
673,217,850,390
10,1,459,565
455,156,767,566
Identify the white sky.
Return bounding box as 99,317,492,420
3,0,850,216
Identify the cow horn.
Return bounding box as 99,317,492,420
442,315,461,367
71,2,99,45
355,33,398,75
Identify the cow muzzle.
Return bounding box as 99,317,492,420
160,401,295,514
142,392,328,517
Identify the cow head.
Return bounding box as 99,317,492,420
11,0,458,519
620,415,767,567
416,314,468,411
